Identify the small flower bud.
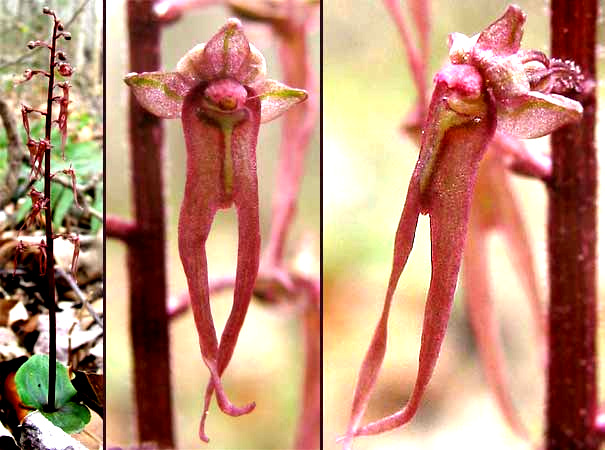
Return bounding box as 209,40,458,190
27,41,35,49
62,32,71,40
57,22,64,31
42,6,50,14
56,51,66,61
57,63,73,77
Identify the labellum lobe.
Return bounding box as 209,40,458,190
343,64,496,447
179,79,261,441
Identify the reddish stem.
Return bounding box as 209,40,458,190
547,1,598,448
105,215,137,242
44,14,59,413
126,1,174,447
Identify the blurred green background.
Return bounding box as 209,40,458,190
106,2,319,449
324,1,604,449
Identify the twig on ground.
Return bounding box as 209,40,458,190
55,266,102,328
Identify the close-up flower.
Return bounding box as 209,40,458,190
325,1,602,449
125,18,307,442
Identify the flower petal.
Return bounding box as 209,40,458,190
124,71,193,118
252,79,308,123
199,18,251,81
176,42,207,84
237,44,267,85
177,40,264,86
496,91,582,138
475,5,526,57
340,176,421,450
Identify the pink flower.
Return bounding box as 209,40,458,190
125,18,307,442
342,5,582,448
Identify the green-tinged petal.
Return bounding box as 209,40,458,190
124,71,193,118
177,25,264,85
448,32,478,64
176,42,207,83
496,91,582,139
252,79,307,123
201,18,251,80
475,5,525,56
237,44,267,85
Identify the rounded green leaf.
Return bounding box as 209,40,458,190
15,354,77,410
41,401,91,434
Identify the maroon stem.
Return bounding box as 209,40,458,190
547,1,598,448
105,215,136,242
126,1,174,447
44,16,59,413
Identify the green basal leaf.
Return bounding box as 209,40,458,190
41,401,91,434
15,354,77,410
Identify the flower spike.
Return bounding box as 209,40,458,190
125,19,307,443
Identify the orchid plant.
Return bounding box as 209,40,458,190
341,5,586,448
15,6,79,417
125,18,307,442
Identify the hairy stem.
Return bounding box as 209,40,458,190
126,1,174,446
547,0,598,448
44,16,58,412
